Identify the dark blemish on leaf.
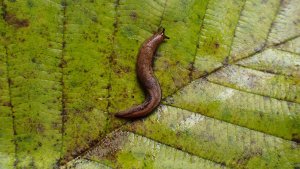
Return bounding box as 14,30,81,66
8,78,13,86
222,56,229,65
122,66,131,73
214,42,220,48
51,122,60,130
294,163,300,169
27,0,34,8
38,142,42,147
113,21,118,28
237,149,263,166
254,46,262,52
109,55,117,65
130,11,138,21
3,102,12,107
165,97,174,104
261,0,268,4
29,160,36,169
91,16,98,23
173,76,183,88
162,60,170,69
291,133,300,143
293,19,300,25
264,69,275,74
203,71,209,76
122,26,135,37
106,84,111,90
219,162,226,167
258,111,264,118
31,57,37,63
287,101,294,109
36,123,45,133
115,69,121,74
188,62,194,71
122,92,129,99
263,96,270,101
292,94,298,101
59,59,66,68
19,38,25,42
85,131,128,162
4,13,29,28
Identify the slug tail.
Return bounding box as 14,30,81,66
114,97,159,119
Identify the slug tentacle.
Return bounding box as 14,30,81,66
114,28,168,119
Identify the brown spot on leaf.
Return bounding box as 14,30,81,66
292,133,300,143
214,42,220,48
130,11,138,21
222,56,229,65
3,101,12,107
85,131,128,161
188,62,194,72
4,13,29,28
36,123,45,133
59,59,66,68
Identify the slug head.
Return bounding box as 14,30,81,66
157,27,170,40
146,27,169,48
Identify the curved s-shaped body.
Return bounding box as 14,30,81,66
115,28,169,119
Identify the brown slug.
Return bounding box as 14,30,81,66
115,27,169,119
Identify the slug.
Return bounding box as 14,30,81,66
115,27,169,119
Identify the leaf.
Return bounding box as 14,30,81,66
0,0,299,168
64,159,111,169
126,105,299,168
84,131,228,169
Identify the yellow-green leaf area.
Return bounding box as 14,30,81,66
126,106,300,169
0,0,299,168
85,131,227,169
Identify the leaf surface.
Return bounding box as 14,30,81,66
0,0,299,168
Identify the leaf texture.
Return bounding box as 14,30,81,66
0,0,299,168
83,131,228,169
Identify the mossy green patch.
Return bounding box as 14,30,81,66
0,13,15,168
62,0,114,160
2,0,63,168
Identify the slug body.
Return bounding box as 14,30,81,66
115,28,169,119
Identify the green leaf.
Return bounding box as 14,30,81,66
0,0,299,168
